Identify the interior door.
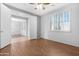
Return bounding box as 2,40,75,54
0,4,11,48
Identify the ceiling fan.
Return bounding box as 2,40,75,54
29,3,54,10
29,3,50,5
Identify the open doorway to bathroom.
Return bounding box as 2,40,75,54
11,15,29,43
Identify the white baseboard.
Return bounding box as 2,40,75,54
42,37,79,47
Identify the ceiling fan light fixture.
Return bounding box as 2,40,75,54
30,3,50,10
35,3,45,10
29,3,54,10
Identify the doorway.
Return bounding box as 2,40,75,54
11,15,29,43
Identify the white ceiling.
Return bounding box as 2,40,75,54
24,3,69,16
5,3,69,16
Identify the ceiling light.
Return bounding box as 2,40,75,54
29,3,51,10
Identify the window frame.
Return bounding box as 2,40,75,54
50,11,70,32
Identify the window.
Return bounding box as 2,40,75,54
51,11,70,32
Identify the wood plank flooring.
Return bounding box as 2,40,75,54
0,37,79,56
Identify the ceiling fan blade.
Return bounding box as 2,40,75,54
43,3,50,5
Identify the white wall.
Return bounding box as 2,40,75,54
41,4,79,47
0,4,11,48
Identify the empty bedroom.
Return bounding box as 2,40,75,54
0,3,79,56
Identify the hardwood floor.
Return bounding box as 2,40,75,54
0,37,79,56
